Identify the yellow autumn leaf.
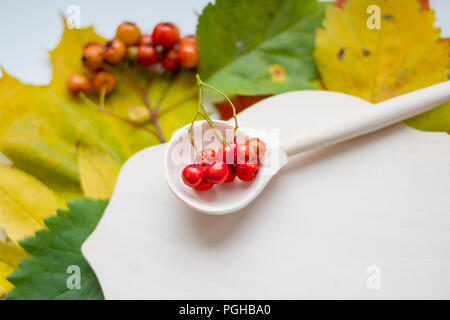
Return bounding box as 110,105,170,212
0,237,29,299
314,0,449,132
0,164,66,243
0,262,14,298
77,144,122,199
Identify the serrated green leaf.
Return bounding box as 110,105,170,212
197,0,325,95
6,198,107,300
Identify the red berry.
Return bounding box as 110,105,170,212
140,34,153,46
247,138,266,162
137,45,158,66
236,162,259,182
182,164,203,188
205,161,229,184
225,165,236,182
161,48,179,70
198,148,215,164
194,165,214,191
217,142,237,165
178,43,198,68
194,179,214,191
152,22,180,48
236,143,256,164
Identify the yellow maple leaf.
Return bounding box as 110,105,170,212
77,144,122,199
0,164,66,243
0,165,66,297
314,0,449,132
0,236,29,299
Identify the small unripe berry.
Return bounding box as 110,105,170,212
152,22,180,48
178,43,198,68
82,42,105,71
161,48,179,70
137,45,158,66
104,38,127,64
116,22,142,46
92,70,117,94
67,73,91,96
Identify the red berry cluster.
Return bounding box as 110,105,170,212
67,21,198,97
182,138,266,191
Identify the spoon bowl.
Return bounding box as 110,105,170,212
164,120,287,214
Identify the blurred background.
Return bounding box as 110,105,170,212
0,0,449,85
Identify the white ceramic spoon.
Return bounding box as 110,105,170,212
165,81,450,215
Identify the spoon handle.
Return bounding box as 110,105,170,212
282,81,450,157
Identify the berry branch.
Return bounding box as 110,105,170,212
143,87,166,143
78,92,160,139
67,20,199,145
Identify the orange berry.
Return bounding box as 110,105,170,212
82,42,105,71
92,70,117,94
104,38,127,64
116,22,142,46
178,43,198,68
180,35,197,46
67,73,91,96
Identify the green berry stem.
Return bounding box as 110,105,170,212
195,75,226,144
188,74,240,164
188,111,210,165
195,74,239,139
99,85,107,108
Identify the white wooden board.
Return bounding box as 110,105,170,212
83,95,450,299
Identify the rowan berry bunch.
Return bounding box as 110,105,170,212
182,76,266,191
66,21,198,97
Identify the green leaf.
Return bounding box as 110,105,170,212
404,102,450,133
0,21,198,200
5,198,106,300
197,0,326,95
